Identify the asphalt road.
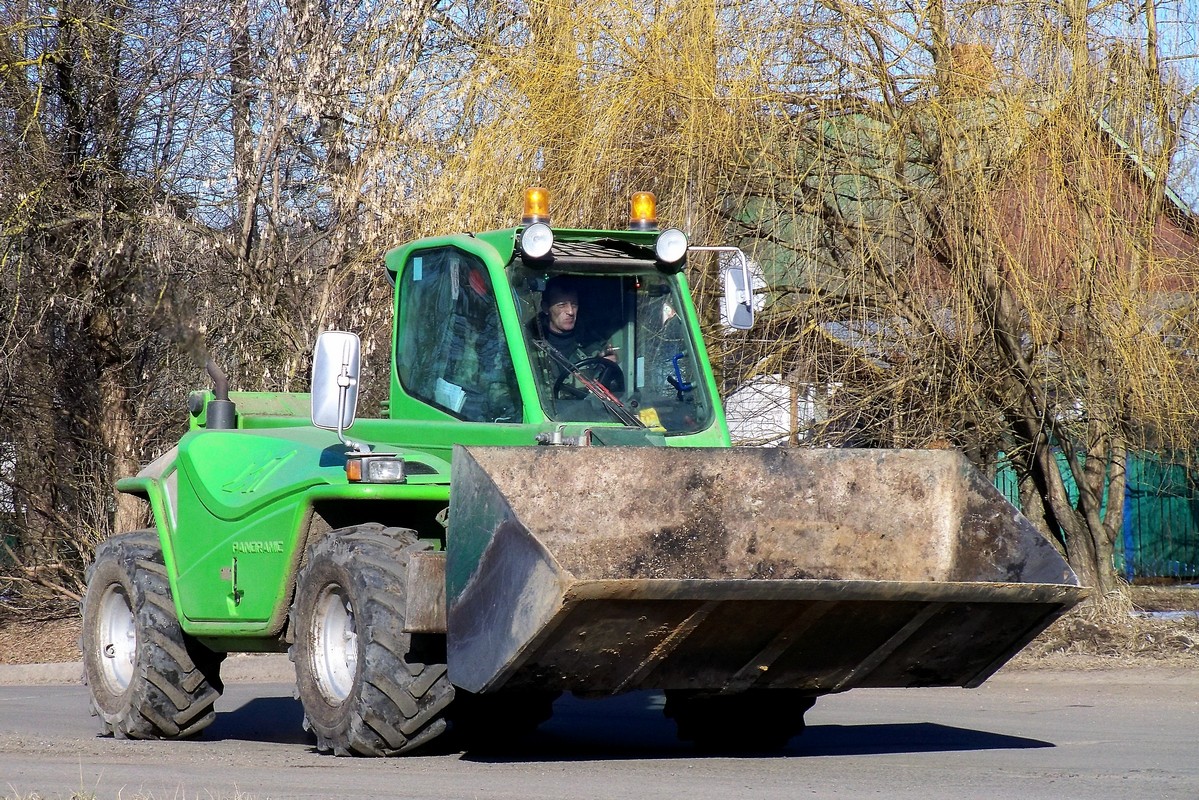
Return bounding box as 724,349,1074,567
1,663,1196,800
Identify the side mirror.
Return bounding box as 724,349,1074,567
311,331,361,439
690,245,756,330
722,249,755,331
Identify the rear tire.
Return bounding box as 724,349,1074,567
290,524,454,756
664,690,816,751
81,531,225,739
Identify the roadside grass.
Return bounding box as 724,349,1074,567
1011,589,1199,668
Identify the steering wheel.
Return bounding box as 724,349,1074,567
553,356,626,400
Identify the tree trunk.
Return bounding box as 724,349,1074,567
98,368,148,537
230,0,259,268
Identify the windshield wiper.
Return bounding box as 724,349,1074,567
531,339,645,428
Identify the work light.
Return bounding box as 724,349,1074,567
654,228,688,266
520,222,554,259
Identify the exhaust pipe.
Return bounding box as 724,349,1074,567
203,358,237,430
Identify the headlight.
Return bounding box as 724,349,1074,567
654,228,688,266
520,222,554,259
346,455,406,483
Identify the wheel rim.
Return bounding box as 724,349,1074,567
311,584,358,704
96,584,137,694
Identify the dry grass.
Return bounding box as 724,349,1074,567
0,617,81,665
1129,584,1199,612
1011,591,1199,669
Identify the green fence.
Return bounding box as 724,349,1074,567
1121,455,1199,580
995,451,1199,581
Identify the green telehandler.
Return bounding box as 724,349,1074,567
81,189,1085,755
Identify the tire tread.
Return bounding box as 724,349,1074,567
291,525,454,756
81,531,225,741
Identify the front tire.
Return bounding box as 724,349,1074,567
290,524,454,756
81,531,225,739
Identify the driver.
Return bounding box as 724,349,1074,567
528,276,617,385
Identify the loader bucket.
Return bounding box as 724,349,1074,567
445,445,1084,696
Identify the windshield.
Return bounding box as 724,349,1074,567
511,269,715,434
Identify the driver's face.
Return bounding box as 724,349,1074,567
546,293,578,334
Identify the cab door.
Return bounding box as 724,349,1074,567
385,245,543,456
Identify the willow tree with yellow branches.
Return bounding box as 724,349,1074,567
419,0,1199,596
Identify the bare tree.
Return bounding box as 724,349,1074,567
0,0,209,604
0,0,454,608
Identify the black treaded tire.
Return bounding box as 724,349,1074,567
81,530,225,739
289,524,455,756
663,689,817,751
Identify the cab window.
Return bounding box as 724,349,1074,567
396,248,522,422
511,270,714,434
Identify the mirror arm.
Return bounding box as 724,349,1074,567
335,339,368,453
